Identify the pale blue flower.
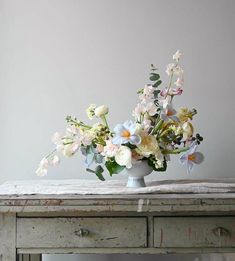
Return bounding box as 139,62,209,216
112,121,141,145
179,142,204,174
160,103,179,122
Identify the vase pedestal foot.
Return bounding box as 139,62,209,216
126,177,146,188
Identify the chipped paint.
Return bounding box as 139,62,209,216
160,228,163,247
137,199,144,212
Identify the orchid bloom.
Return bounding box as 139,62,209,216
179,143,204,174
160,103,179,122
112,121,141,145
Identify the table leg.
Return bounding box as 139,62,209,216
0,213,16,261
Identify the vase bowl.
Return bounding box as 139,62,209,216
125,161,153,188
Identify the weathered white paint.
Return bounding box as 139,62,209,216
1,180,235,259
154,217,235,248
2,179,235,195
0,213,16,261
17,217,147,248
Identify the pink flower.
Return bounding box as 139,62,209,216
175,77,184,87
160,87,183,97
102,140,119,158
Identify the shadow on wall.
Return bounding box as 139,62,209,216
43,253,234,261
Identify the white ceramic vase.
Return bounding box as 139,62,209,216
125,160,153,188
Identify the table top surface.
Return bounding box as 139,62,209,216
1,178,235,199
1,179,235,214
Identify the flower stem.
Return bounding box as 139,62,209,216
152,119,164,135
102,115,109,130
165,72,174,98
162,147,189,154
45,149,57,159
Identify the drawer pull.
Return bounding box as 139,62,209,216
212,227,230,237
75,228,90,237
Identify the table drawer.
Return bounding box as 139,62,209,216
17,217,147,248
154,217,235,248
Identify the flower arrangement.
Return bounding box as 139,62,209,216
36,51,204,182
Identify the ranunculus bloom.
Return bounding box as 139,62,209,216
94,105,109,117
115,146,132,168
137,134,162,158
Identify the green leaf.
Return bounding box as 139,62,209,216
86,166,105,181
95,153,103,164
105,161,125,176
149,73,160,81
153,80,162,87
95,165,105,181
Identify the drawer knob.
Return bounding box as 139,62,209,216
212,226,230,237
75,228,90,237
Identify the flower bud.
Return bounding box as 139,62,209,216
94,105,109,117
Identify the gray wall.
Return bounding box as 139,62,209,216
0,0,235,260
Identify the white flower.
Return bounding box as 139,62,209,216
137,134,162,158
173,50,182,62
175,77,184,87
94,105,109,117
62,142,80,157
39,157,49,168
86,104,96,120
80,131,95,146
66,126,79,135
154,159,164,169
132,103,145,119
102,140,119,158
142,118,152,131
115,146,132,168
173,66,184,76
139,85,154,103
36,167,48,177
166,63,175,76
182,122,194,140
36,157,49,176
146,102,157,116
51,155,60,166
51,132,62,145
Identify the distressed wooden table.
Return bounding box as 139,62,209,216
1,179,235,261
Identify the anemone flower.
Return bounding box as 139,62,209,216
160,103,179,122
112,121,141,145
179,143,204,174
